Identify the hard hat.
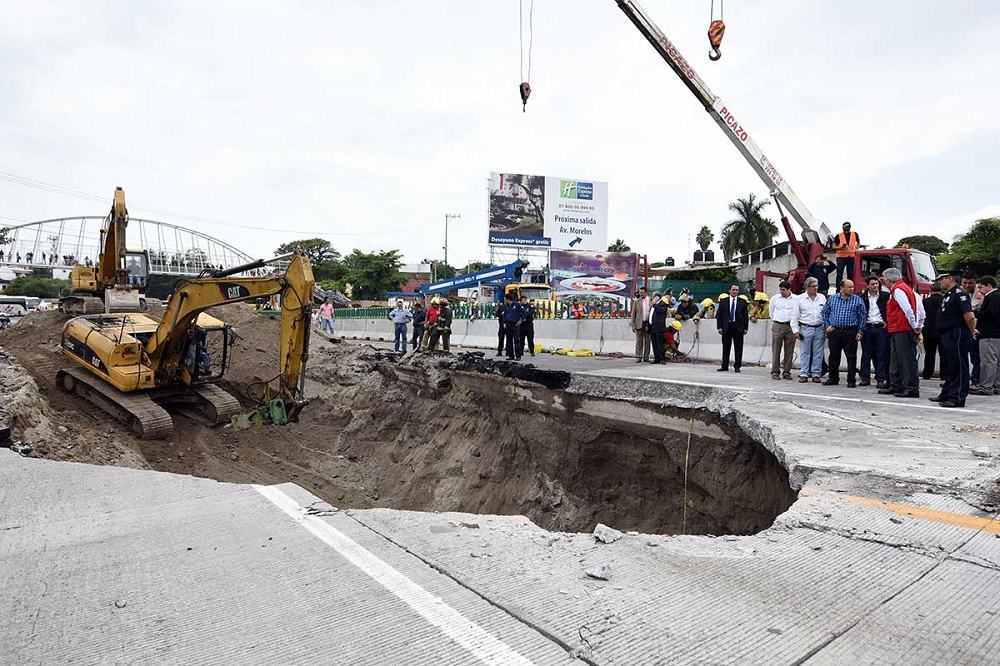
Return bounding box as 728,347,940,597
739,294,750,302
669,319,683,331
718,293,729,301
439,298,449,305
431,297,440,305
842,221,852,229
700,298,714,308
754,292,770,301
679,293,691,302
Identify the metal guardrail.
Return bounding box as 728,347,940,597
333,301,634,321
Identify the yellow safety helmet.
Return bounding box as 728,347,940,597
431,297,440,305
739,294,750,302
669,319,683,331
718,293,729,301
754,292,770,301
700,298,714,308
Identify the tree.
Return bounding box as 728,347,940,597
0,227,10,247
719,193,778,261
342,249,406,300
274,238,340,265
464,260,492,273
695,225,715,252
937,217,1000,275
896,235,949,256
608,239,631,252
3,277,69,298
313,260,348,284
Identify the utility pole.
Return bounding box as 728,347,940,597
443,213,461,269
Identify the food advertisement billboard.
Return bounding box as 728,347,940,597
549,250,638,305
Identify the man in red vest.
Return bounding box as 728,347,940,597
877,267,921,398
833,221,861,289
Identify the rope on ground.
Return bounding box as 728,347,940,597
682,417,693,534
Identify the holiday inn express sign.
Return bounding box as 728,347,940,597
488,172,608,252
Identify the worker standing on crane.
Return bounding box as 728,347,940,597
833,222,861,289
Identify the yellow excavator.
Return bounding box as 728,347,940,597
61,187,150,314
57,249,315,438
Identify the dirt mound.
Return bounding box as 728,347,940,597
0,304,328,467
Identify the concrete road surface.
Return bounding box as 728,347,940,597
3,343,999,665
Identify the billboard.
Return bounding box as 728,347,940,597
489,172,608,251
549,250,638,305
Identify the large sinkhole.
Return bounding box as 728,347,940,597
298,354,797,536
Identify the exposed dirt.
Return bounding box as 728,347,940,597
0,307,796,535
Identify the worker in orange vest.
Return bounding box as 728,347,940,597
570,300,586,319
833,221,861,290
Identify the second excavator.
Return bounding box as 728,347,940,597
61,187,150,314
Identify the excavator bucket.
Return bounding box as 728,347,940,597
105,289,143,312
268,399,289,426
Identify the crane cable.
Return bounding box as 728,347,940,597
518,0,534,111
708,0,726,61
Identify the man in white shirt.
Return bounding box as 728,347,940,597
793,276,827,382
769,280,799,380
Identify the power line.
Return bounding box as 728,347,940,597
0,170,409,237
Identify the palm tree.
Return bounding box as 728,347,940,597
607,239,631,252
695,226,714,252
719,193,778,261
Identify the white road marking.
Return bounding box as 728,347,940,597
582,371,982,413
254,485,536,666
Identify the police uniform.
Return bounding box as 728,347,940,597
496,302,508,356
938,285,973,405
517,301,536,357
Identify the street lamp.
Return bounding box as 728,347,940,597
443,213,461,268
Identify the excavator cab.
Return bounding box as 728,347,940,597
179,316,232,385
122,251,150,290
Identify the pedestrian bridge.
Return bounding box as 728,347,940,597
1,216,258,276
1,215,343,304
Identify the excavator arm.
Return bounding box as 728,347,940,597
96,187,130,289
146,250,315,406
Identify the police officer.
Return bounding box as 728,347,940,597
496,298,508,357
502,294,525,360
517,295,536,358
930,272,977,408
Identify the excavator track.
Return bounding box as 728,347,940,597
56,366,174,439
189,383,242,425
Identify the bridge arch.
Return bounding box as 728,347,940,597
1,216,260,276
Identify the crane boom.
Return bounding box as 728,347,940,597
614,1,817,234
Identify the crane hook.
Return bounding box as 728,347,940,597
708,19,725,61
519,81,532,112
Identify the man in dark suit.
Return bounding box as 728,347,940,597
859,276,891,387
716,284,749,372
921,282,945,379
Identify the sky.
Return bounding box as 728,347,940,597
2,0,999,269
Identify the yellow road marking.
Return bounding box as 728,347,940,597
804,488,1000,534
